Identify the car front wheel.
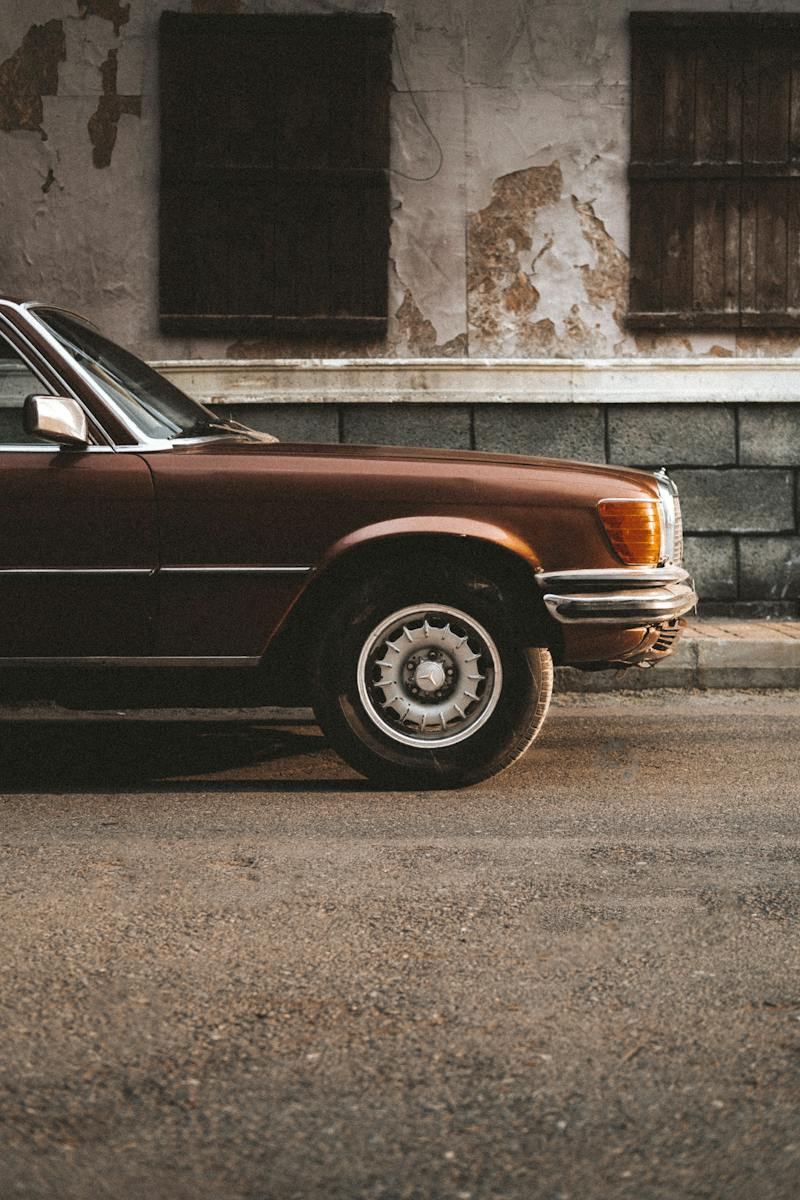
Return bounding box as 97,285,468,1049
312,574,553,788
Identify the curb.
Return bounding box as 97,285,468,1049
556,620,800,691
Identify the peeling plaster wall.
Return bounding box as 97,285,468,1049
3,0,800,360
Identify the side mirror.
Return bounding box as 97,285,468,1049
23,395,89,449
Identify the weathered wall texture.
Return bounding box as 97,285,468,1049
4,0,800,361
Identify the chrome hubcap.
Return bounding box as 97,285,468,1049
415,659,446,692
356,604,503,748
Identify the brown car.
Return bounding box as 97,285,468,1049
0,298,697,787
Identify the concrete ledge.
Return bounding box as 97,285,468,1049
556,619,800,691
154,357,800,406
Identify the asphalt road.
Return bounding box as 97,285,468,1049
1,691,799,1200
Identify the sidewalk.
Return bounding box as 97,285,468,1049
557,619,800,691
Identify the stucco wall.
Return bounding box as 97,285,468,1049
4,0,800,362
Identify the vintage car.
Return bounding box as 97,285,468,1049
0,296,697,787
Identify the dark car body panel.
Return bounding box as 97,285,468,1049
0,449,156,655
142,440,660,658
0,298,694,683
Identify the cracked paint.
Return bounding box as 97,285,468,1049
467,162,563,350
634,333,693,357
0,20,65,140
564,303,591,343
573,196,627,331
77,1,130,39
735,332,800,358
88,48,141,169
394,288,466,357
466,162,628,355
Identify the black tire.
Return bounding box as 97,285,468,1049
311,569,553,789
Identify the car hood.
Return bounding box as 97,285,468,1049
177,437,658,490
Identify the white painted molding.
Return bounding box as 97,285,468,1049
152,357,800,405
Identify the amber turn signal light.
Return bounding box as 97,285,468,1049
597,499,661,566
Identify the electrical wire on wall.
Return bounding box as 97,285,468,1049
390,29,444,182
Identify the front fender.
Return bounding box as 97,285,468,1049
316,515,542,573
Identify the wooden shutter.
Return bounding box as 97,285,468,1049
629,13,800,330
159,12,392,337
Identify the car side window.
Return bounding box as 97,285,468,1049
0,332,52,445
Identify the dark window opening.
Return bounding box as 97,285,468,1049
158,12,392,338
629,12,800,331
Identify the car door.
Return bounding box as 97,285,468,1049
0,331,157,658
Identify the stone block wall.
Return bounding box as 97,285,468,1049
218,398,800,617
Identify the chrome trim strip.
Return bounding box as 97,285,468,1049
537,566,689,591
0,314,66,392
0,567,153,576
543,582,698,625
654,469,677,564
0,445,114,453
0,655,261,667
0,445,70,454
21,301,101,331
0,566,311,577
160,565,312,575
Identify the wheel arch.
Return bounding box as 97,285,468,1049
260,521,559,703
316,516,541,572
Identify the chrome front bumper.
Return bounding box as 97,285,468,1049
538,566,698,626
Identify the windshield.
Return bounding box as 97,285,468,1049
35,308,260,442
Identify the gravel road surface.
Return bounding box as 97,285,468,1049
1,691,798,1200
